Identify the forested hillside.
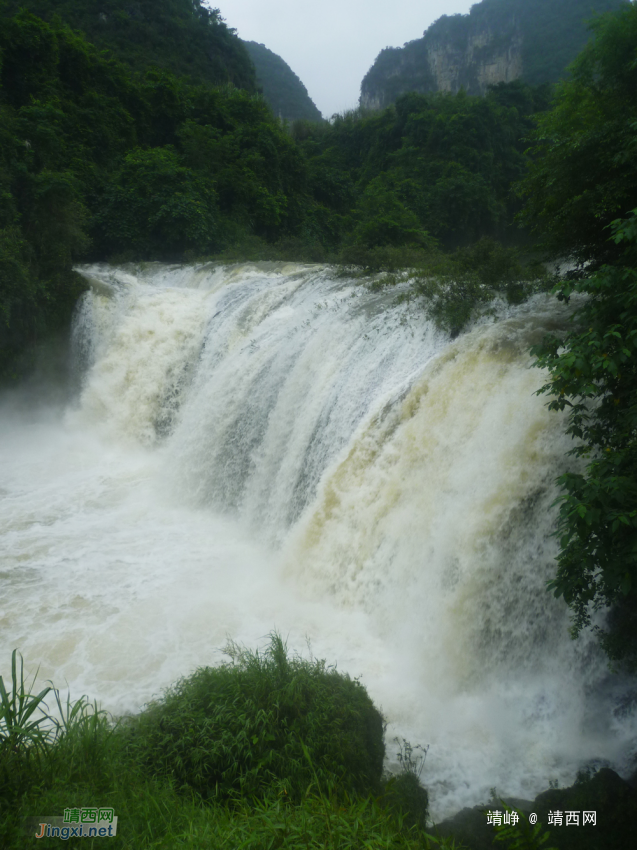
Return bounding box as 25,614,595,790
1,0,563,380
0,7,304,377
243,41,322,122
293,81,550,251
0,0,256,91
361,0,627,109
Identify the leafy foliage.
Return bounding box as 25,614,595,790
493,803,557,850
295,81,550,250
0,650,113,807
0,645,454,850
0,0,256,92
521,2,637,667
94,145,219,258
122,634,386,803
381,739,430,831
0,650,54,756
519,1,637,266
531,213,637,667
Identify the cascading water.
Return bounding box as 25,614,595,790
1,261,634,817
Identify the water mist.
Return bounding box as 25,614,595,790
1,261,634,817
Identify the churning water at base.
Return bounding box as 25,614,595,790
1,262,635,817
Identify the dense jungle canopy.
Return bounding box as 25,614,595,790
0,0,552,377
0,0,257,90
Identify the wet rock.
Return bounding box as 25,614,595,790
429,769,636,849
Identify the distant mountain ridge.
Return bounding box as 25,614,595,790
0,1,323,122
243,41,323,122
0,0,256,91
360,0,627,110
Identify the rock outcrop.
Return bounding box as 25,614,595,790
432,768,637,850
360,0,626,110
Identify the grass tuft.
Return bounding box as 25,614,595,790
0,640,463,850
121,632,386,803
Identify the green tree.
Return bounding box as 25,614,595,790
94,146,218,258
0,0,256,93
532,213,637,668
295,84,546,250
520,2,637,266
0,5,319,377
350,175,433,248
523,3,637,667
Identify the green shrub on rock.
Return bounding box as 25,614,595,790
382,771,430,831
381,738,430,831
122,634,386,803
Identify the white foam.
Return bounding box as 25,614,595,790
0,264,633,818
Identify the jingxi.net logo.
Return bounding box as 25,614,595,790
30,808,118,839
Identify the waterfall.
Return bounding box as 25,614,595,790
1,261,634,817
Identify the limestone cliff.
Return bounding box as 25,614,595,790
360,0,626,110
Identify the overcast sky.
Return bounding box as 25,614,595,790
212,1,476,118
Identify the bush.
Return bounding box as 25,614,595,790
0,646,458,850
341,237,552,338
121,634,386,802
381,739,429,831
382,772,429,831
